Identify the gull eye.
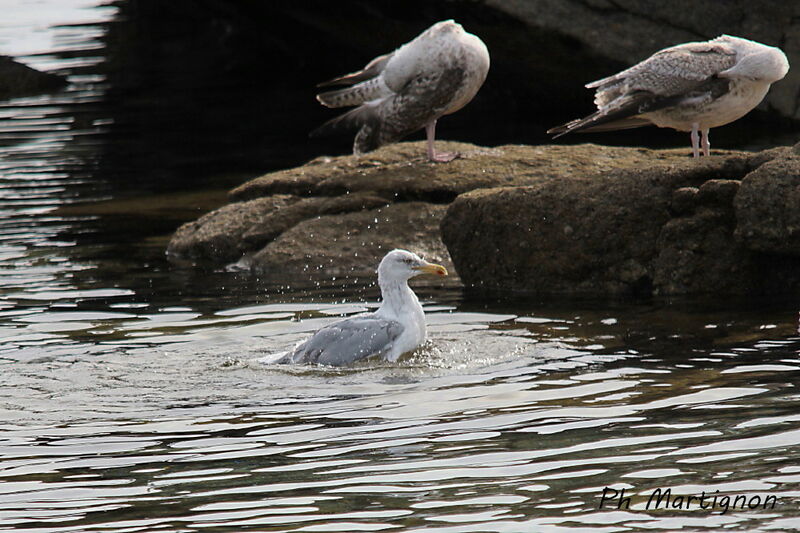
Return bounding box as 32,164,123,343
403,258,413,264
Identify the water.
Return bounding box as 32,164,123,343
3,301,800,531
2,3,800,531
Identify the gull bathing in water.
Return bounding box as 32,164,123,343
276,250,447,366
548,35,789,157
311,20,490,162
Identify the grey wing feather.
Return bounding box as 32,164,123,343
550,42,737,138
591,42,737,98
309,105,377,138
548,77,730,137
317,77,386,108
279,316,404,366
317,52,394,88
315,53,394,109
353,66,467,153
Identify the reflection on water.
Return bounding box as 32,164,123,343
2,300,800,531
1,2,800,532
3,296,800,530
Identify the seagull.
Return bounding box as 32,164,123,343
276,250,448,366
548,35,789,157
311,20,490,162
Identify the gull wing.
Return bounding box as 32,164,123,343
587,40,737,94
352,66,467,152
549,40,738,137
317,52,393,88
316,53,395,109
312,66,466,153
280,316,404,366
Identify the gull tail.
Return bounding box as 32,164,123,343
255,350,290,365
310,105,376,138
548,114,651,138
547,92,677,138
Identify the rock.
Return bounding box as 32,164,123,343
176,141,534,277
230,141,676,204
696,179,740,207
248,202,453,279
654,205,753,296
230,141,492,202
441,142,798,297
241,192,390,250
670,187,698,215
175,142,724,265
167,195,299,263
657,167,800,295
172,140,694,270
735,153,800,255
0,56,66,100
296,145,679,201
170,140,800,295
177,141,689,276
442,168,685,297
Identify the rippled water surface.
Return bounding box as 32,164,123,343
4,300,800,531
2,3,800,532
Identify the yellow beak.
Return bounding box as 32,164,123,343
413,262,448,277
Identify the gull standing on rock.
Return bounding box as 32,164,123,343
275,250,447,366
548,35,789,157
311,20,490,162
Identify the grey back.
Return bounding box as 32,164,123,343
280,316,404,366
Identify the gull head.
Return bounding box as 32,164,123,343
377,249,448,283
716,35,789,83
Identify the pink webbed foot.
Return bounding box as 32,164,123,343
424,120,459,163
429,151,460,163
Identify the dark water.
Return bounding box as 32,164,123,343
2,3,800,531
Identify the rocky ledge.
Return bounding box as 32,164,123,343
168,140,800,297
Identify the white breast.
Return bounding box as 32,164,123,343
378,286,426,362
644,79,771,131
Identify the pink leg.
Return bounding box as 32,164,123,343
690,123,700,158
425,120,459,163
701,128,710,157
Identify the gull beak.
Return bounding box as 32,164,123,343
413,261,448,277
